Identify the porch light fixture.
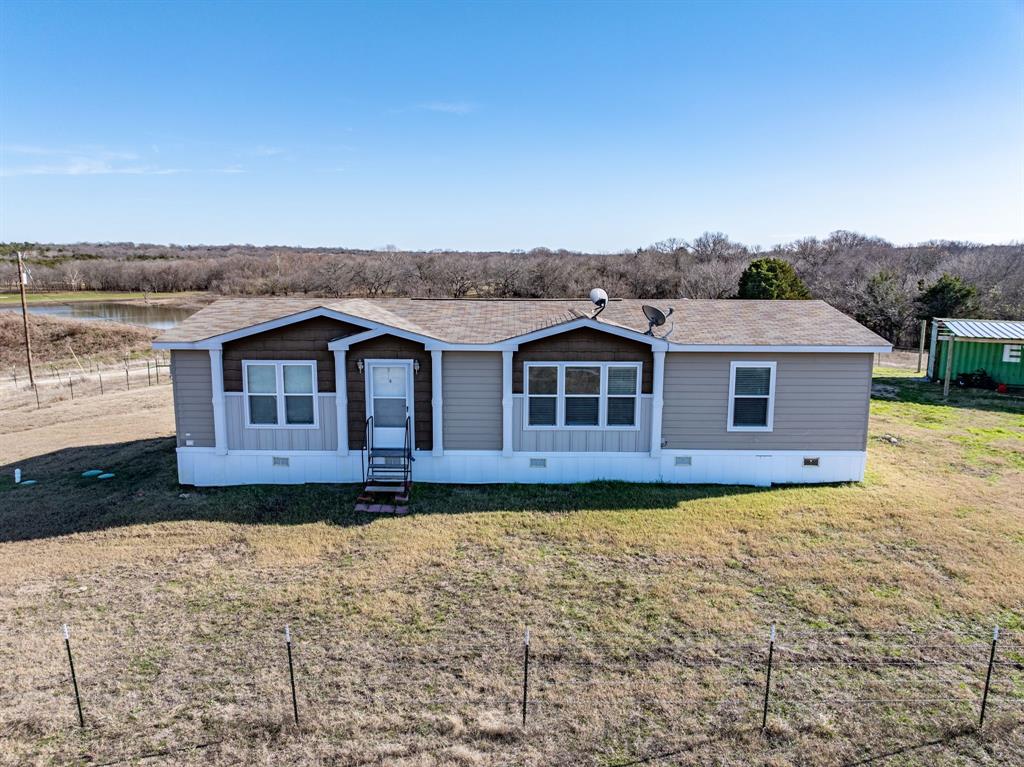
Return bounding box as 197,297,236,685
413,360,420,374
356,359,364,374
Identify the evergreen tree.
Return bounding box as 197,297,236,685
737,257,811,299
915,273,979,319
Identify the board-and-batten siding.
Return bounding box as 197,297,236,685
512,396,652,452
170,350,215,447
442,352,503,450
225,394,338,450
512,327,654,393
661,352,873,451
345,335,432,451
222,316,363,393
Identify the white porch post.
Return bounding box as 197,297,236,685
333,349,348,455
650,349,665,457
431,350,443,456
502,350,514,457
209,348,228,456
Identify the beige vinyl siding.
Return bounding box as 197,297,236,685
662,352,872,450
513,396,652,452
225,394,338,450
442,352,503,450
170,350,215,447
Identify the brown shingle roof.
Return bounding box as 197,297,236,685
155,297,890,347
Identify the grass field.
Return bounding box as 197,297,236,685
0,290,202,305
0,370,1022,765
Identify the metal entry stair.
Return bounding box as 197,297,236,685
356,416,413,515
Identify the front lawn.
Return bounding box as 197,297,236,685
0,374,1022,765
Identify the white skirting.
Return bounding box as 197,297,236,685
175,448,867,487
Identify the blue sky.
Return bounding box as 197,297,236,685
1,0,1021,250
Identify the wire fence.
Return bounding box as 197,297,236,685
1,353,172,409
5,622,1022,765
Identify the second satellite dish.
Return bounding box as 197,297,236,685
642,304,674,335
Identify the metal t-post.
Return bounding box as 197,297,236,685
63,625,84,728
761,624,775,731
980,626,999,729
285,625,299,726
521,627,531,727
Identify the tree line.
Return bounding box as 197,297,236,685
1,231,1020,347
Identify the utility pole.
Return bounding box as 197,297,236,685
16,251,36,387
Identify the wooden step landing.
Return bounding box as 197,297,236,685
354,502,410,515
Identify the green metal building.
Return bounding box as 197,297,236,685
928,318,1024,388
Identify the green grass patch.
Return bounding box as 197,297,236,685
0,290,201,305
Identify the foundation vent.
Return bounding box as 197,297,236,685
675,456,692,466
273,456,290,467
803,457,820,467
529,458,547,468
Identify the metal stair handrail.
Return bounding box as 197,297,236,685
362,415,373,486
403,415,412,487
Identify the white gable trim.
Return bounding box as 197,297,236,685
498,317,669,351
153,306,442,350
326,326,442,350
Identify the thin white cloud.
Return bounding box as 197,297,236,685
4,144,140,161
417,101,476,115
249,145,287,157
1,161,181,177
0,145,247,177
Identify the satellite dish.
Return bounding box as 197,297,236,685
589,288,609,318
642,304,674,335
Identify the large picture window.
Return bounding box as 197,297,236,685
524,362,641,429
243,360,318,427
727,361,776,432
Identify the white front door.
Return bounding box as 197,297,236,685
365,360,413,449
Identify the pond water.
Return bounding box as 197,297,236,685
0,301,195,330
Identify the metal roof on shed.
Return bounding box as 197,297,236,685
940,318,1024,341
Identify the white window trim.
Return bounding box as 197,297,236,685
242,360,319,429
523,361,642,430
727,361,776,433
1003,344,1022,363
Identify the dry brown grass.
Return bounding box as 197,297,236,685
0,313,156,369
0,372,1022,765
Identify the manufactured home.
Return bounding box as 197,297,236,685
154,296,890,492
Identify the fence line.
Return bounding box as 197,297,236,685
8,622,1019,763
2,354,172,410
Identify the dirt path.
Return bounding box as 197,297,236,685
0,385,174,465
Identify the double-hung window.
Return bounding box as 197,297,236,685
727,361,776,432
525,362,641,428
564,366,600,425
526,366,558,426
243,360,318,427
